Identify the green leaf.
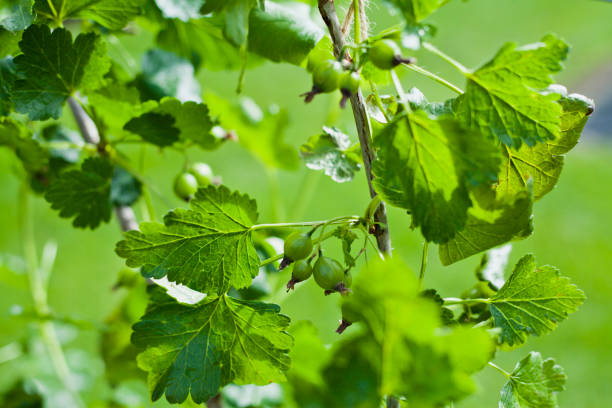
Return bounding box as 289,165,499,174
34,0,143,30
336,258,494,406
12,25,110,120
495,90,594,201
500,352,566,408
439,186,533,265
248,2,324,65
44,157,113,229
0,57,16,116
489,254,585,346
384,0,450,23
124,112,180,147
156,18,246,71
300,126,361,183
154,98,218,149
0,117,48,173
454,35,569,148
132,292,292,404
139,48,201,102
224,0,256,46
0,0,34,32
0,28,21,58
206,93,299,170
372,111,500,243
154,0,203,22
116,185,261,295
111,166,142,206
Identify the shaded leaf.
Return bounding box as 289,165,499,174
45,157,113,229
372,111,500,243
248,2,323,65
124,112,180,147
13,25,110,120
132,293,292,404
34,0,142,30
140,48,201,102
439,185,533,265
111,166,142,206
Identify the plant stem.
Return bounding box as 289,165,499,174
488,361,511,378
418,241,429,289
318,0,391,256
443,297,490,306
402,63,464,94
422,42,471,75
18,185,85,408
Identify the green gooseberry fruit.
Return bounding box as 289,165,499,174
280,232,313,270
286,260,313,291
188,162,213,187
313,256,344,291
302,60,343,103
173,172,198,201
336,302,360,334
368,39,415,70
339,71,361,108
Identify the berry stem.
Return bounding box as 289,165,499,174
443,297,490,306
402,63,464,95
259,228,343,268
422,42,471,75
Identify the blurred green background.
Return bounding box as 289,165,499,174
1,0,611,406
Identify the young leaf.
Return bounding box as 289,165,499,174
372,111,500,243
496,91,594,201
0,0,34,32
116,185,261,295
384,0,450,23
206,93,299,170
132,292,292,404
45,157,113,229
333,224,358,268
34,0,142,30
12,25,110,120
0,28,21,58
300,126,361,183
439,186,533,265
453,35,569,148
500,352,566,408
248,2,324,65
489,254,585,346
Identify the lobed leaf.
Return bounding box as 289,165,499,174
44,157,113,229
116,185,261,295
489,254,585,346
454,35,569,148
132,291,292,404
500,352,566,408
12,25,110,120
34,0,142,30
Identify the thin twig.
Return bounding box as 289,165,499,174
318,0,391,256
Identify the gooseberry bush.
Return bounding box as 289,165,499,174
0,0,595,407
